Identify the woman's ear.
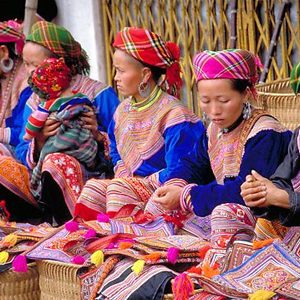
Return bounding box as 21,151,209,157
141,67,152,83
0,45,10,60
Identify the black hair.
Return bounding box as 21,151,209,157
0,42,18,59
148,65,166,83
230,79,252,93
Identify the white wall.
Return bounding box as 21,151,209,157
55,0,107,83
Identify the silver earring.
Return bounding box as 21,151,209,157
242,102,252,120
138,81,151,98
0,58,13,73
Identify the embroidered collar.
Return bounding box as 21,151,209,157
218,113,244,139
130,85,162,112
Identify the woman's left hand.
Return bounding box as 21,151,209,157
80,106,103,142
152,185,183,211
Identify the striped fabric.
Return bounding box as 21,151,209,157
0,20,24,54
290,62,300,95
27,21,90,75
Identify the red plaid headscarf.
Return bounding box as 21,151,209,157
113,27,182,98
193,49,263,97
0,20,25,55
28,57,72,100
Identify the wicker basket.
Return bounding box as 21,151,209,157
37,260,81,300
256,78,300,130
0,263,40,300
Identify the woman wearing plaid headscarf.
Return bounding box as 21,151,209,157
152,49,292,247
75,27,204,220
0,21,119,224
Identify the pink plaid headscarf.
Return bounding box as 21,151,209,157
193,49,263,94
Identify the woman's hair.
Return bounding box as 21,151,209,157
1,42,18,59
230,79,253,93
145,63,166,83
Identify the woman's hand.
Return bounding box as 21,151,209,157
80,106,103,142
35,118,61,151
152,185,183,211
241,170,290,209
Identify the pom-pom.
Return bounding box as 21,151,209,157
0,251,9,264
118,241,133,249
97,213,110,223
12,255,28,272
72,255,85,265
106,242,115,249
143,252,162,263
131,259,145,275
249,290,276,300
253,239,274,250
84,229,97,239
201,262,220,278
167,247,179,264
165,41,180,61
91,250,104,267
172,273,194,300
65,220,79,232
2,233,18,247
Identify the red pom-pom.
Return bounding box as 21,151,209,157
97,213,110,223
65,220,79,232
12,255,28,272
165,41,180,61
172,273,194,300
72,255,85,265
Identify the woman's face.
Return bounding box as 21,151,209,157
22,42,52,76
113,49,144,99
197,79,246,129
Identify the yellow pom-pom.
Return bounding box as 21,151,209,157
91,250,104,267
131,259,145,275
2,234,18,248
249,290,276,300
0,251,9,264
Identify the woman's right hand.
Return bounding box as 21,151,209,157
35,118,61,151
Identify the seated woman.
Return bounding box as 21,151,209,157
75,27,204,220
152,49,292,245
0,20,28,156
240,62,300,234
0,21,119,224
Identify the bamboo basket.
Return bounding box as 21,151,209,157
256,78,300,130
0,263,40,300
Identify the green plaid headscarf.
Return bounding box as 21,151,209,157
27,21,90,76
290,63,300,95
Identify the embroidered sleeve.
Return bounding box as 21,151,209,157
114,160,132,178
180,184,197,213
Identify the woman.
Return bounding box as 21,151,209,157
0,21,119,224
75,27,204,220
152,49,292,245
239,62,300,236
0,20,28,156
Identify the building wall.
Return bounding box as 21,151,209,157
55,0,107,83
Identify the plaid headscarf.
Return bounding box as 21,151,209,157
0,20,24,55
27,21,90,76
290,63,300,95
28,57,72,100
113,27,182,98
193,49,262,97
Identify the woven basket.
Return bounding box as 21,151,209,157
0,263,40,300
256,78,299,130
37,260,81,300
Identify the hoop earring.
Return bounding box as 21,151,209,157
138,81,151,98
0,58,14,73
242,102,252,120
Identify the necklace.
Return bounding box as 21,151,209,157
217,113,244,139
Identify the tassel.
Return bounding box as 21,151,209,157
91,250,104,267
106,242,115,249
201,262,220,278
12,255,28,272
249,290,276,300
72,255,85,265
84,229,97,239
2,233,18,248
198,244,211,259
253,239,274,250
65,220,79,232
172,273,194,300
143,252,162,263
131,259,145,275
97,213,110,223
167,247,179,264
119,241,133,249
0,251,9,264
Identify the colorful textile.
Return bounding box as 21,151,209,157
30,98,98,199
113,27,182,97
28,57,72,100
181,214,211,240
255,218,288,241
290,62,300,95
0,20,24,55
75,88,202,220
27,21,90,75
193,49,262,97
164,110,291,217
275,278,300,300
